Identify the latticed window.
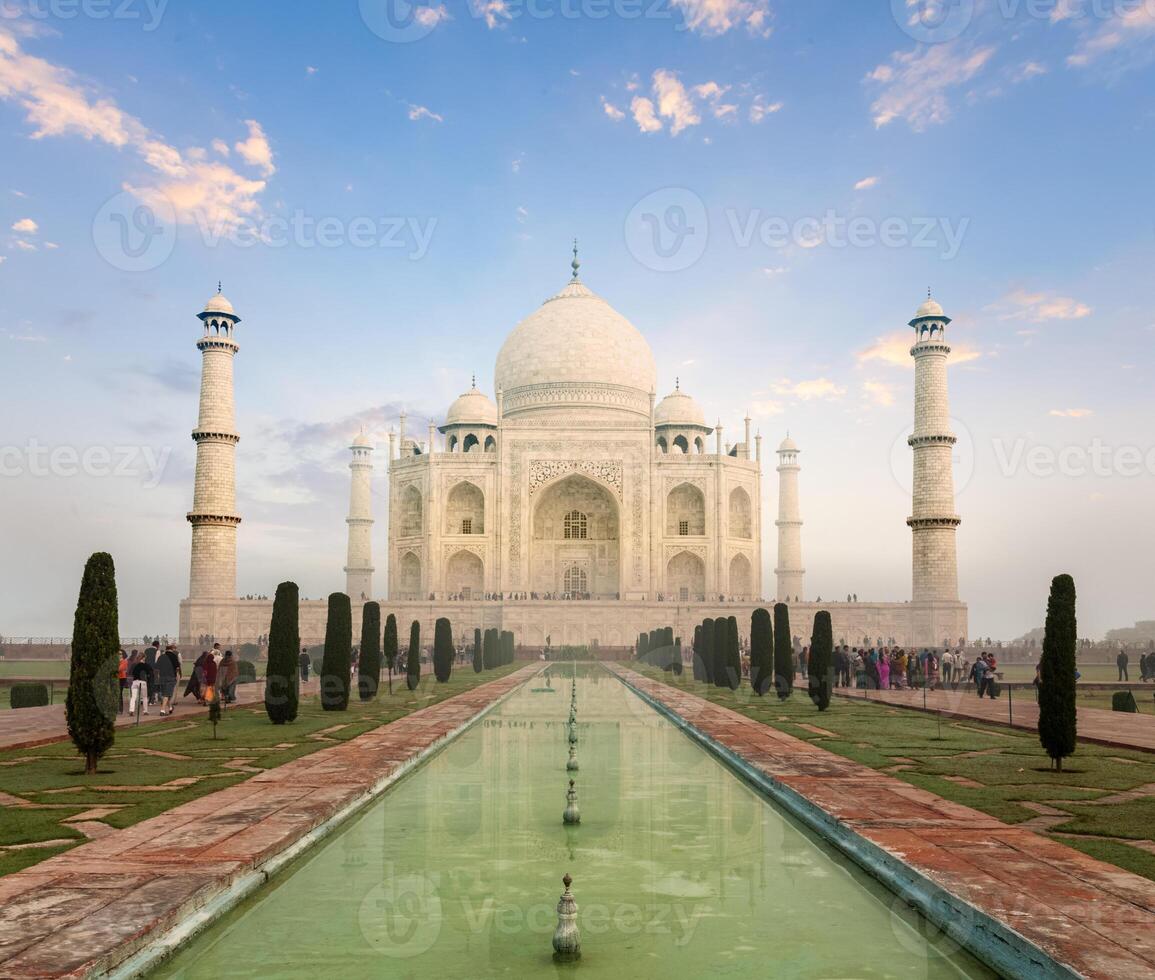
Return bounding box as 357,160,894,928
564,510,588,540
461,518,472,535
679,520,689,537
564,566,588,594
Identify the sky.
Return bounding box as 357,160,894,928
1,0,1153,640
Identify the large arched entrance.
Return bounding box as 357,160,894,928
666,551,706,602
531,474,620,597
445,550,484,598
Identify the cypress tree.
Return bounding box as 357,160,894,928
483,628,496,670
672,638,683,675
406,620,422,690
773,603,794,701
265,581,300,724
700,619,715,684
383,613,398,695
637,632,649,661
726,616,741,690
320,592,353,711
1038,574,1078,772
809,611,833,711
434,617,454,682
691,625,703,681
713,617,729,688
502,630,515,666
750,608,773,696
66,553,119,774
473,627,483,673
358,602,382,701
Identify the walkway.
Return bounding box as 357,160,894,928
840,685,1155,752
0,665,537,978
614,667,1155,980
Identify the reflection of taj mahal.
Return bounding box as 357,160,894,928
178,252,967,650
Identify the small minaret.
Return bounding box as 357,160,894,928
344,432,375,600
908,292,961,602
187,287,241,600
775,434,804,601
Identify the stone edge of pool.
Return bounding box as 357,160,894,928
0,665,542,980
609,666,1155,980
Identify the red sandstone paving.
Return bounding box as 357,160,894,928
614,666,1155,980
850,687,1155,752
0,666,537,979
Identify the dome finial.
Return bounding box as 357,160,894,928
218,281,223,294
675,376,680,391
471,373,476,390
571,239,580,281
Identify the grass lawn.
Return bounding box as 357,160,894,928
633,666,1155,882
0,664,521,878
0,661,71,680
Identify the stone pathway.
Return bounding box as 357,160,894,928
0,665,537,978
614,667,1155,980
840,686,1155,752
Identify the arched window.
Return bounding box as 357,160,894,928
564,566,588,594
656,436,668,454
694,437,705,454
484,435,497,453
563,510,588,540
673,435,689,454
463,433,479,453
448,434,459,452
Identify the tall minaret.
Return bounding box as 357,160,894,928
775,435,804,600
907,293,960,603
187,287,241,599
344,432,375,600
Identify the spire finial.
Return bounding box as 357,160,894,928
471,373,476,390
217,281,222,294
675,376,680,391
928,286,932,300
571,239,580,281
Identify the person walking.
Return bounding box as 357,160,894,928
127,652,150,717
144,640,160,705
1117,648,1130,682
878,649,891,691
118,650,129,714
299,647,311,683
157,645,182,716
186,652,208,704
218,650,239,705
202,650,219,704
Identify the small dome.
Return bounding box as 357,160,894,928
203,292,235,316
915,297,944,319
655,387,706,427
445,384,498,427
778,435,798,452
351,432,372,449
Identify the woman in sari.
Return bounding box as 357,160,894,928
878,648,891,691
185,651,208,703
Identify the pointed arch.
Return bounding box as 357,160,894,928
445,481,485,534
729,487,752,539
666,550,705,601
400,485,423,536
445,550,483,598
729,553,752,598
398,551,421,599
666,482,705,536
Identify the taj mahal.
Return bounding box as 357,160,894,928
178,249,968,651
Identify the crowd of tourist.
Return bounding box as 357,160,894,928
117,640,241,717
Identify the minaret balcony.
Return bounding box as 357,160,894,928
906,515,962,529
907,433,957,448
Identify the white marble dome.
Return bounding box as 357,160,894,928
778,435,799,452
202,292,235,316
351,432,372,449
654,387,707,427
915,297,944,319
445,383,498,426
494,279,657,419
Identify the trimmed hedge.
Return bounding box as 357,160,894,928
1039,574,1078,771
433,617,454,683
320,592,353,711
1112,690,1139,713
10,683,50,709
406,620,421,690
66,552,119,774
237,660,257,684
359,602,382,701
264,581,300,724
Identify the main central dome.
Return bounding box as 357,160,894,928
494,279,657,421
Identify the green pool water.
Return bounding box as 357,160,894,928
154,669,996,978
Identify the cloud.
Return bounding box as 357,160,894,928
854,175,880,190
669,0,772,37
988,289,1092,322
1011,60,1047,83
774,377,846,401
515,205,528,224
857,331,981,368
652,69,701,135
0,29,273,231
11,217,37,233
11,238,36,250
601,97,625,121
761,266,787,277
471,0,512,29
306,65,318,76
407,104,444,123
748,95,782,122
630,96,663,133
233,119,275,177
1049,408,1094,418
867,42,996,130
211,138,230,156
749,399,785,416
415,4,451,27
1064,1,1155,67
862,380,896,407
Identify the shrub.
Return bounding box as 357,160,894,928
66,553,119,774
1038,574,1078,772
383,613,399,694
320,592,353,711
434,618,454,682
750,608,773,696
700,619,715,685
1112,690,1138,713
726,616,741,691
691,625,704,682
473,627,483,674
713,618,729,689
10,683,49,709
406,621,421,690
501,631,515,666
483,629,497,670
773,603,794,701
636,632,648,661
359,602,382,701
808,611,833,711
237,660,257,684
238,643,260,662
265,582,300,724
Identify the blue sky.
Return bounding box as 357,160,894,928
1,0,1153,639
